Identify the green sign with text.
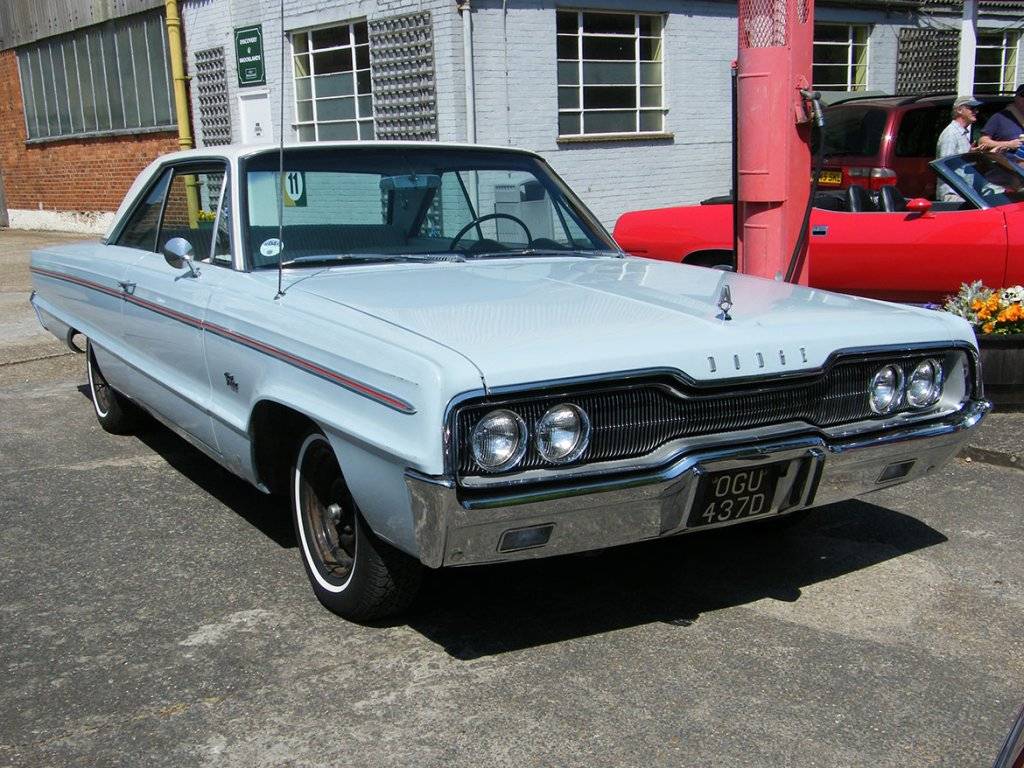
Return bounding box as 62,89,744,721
234,25,266,87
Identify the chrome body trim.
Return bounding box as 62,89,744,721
407,399,990,569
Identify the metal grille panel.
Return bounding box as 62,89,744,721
457,354,953,476
896,29,959,95
368,12,438,141
739,0,787,48
193,46,232,146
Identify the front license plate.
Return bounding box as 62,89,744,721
687,464,782,528
817,169,843,185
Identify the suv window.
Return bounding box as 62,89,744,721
821,106,887,156
894,106,948,157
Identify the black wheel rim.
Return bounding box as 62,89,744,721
89,347,113,416
298,437,356,587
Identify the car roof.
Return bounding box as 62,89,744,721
825,92,1013,109
153,140,545,165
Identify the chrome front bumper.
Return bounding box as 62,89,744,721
405,400,990,568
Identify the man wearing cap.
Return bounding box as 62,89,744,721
978,84,1024,153
936,95,982,201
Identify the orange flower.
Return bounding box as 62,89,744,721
994,303,1022,324
977,306,992,320
983,321,996,334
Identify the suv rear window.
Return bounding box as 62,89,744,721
820,106,887,156
894,106,948,157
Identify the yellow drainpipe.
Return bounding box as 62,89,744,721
165,0,200,229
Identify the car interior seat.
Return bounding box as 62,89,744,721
846,184,876,212
879,185,907,213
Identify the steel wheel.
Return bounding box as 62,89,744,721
86,340,139,434
292,429,422,621
295,433,357,591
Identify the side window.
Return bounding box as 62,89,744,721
115,169,172,250
894,107,948,158
158,166,229,264
213,188,232,266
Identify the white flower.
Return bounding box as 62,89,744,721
1002,285,1024,304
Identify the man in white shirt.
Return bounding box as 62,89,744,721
936,95,982,202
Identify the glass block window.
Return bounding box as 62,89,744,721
292,21,374,142
974,30,1020,95
813,24,870,92
556,10,665,138
16,9,175,141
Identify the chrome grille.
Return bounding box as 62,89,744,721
455,352,958,476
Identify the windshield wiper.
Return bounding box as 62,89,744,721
460,248,624,260
279,252,466,268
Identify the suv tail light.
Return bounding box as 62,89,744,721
848,166,897,191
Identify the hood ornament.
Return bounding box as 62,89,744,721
716,284,733,321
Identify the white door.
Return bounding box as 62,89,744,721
238,89,274,144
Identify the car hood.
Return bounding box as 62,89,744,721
291,256,965,388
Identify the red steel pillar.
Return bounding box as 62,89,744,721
735,0,815,283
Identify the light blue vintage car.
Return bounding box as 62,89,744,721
30,142,989,621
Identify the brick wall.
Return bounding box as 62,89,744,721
0,49,179,215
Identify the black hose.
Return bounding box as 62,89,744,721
785,92,827,283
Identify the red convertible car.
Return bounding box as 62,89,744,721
613,152,1024,304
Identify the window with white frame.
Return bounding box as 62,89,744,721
291,21,374,141
813,24,869,92
556,10,665,138
975,30,1020,95
16,9,175,141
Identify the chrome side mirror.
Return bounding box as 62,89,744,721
162,237,200,277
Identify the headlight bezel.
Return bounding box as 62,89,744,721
535,403,592,465
869,364,905,414
469,408,528,473
906,358,944,408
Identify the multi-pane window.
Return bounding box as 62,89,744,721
813,24,869,92
292,21,374,141
556,10,665,138
16,10,175,141
974,31,1020,95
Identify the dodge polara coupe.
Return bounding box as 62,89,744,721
30,143,990,621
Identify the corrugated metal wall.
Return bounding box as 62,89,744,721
0,0,165,50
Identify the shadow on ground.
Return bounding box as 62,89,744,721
77,384,295,548
408,503,946,658
77,386,948,660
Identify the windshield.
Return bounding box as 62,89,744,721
932,153,1024,207
243,147,617,268
815,105,887,157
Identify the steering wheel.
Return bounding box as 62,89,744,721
448,213,533,252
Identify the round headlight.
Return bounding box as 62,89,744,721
470,409,528,472
535,404,591,464
869,365,904,414
906,358,943,408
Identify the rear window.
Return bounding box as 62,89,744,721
894,106,948,157
820,106,887,157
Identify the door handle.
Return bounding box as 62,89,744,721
118,281,136,295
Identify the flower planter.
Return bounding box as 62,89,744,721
976,333,1024,410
